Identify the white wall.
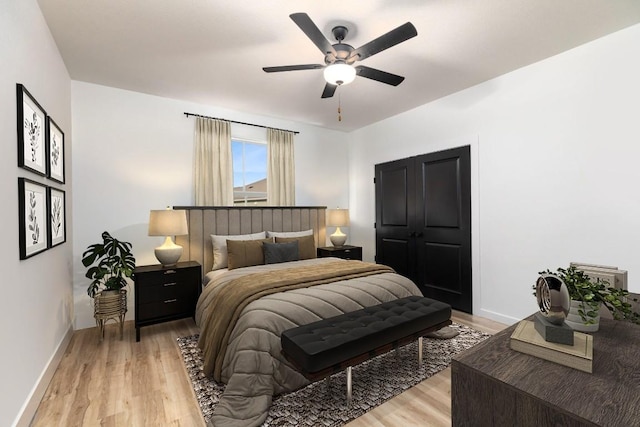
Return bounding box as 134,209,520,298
349,23,640,325
0,1,72,426
71,82,350,329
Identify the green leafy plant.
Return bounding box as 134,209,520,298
83,231,136,298
538,266,640,325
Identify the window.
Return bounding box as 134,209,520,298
232,139,267,205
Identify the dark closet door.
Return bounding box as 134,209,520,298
374,157,417,281
415,146,472,313
375,146,472,313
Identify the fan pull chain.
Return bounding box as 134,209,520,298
338,93,342,122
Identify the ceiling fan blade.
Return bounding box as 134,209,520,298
263,64,324,73
355,65,405,86
349,22,417,62
321,83,337,98
290,13,337,57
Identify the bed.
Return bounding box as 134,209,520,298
175,207,423,427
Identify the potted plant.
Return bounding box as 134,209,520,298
82,231,136,339
539,266,640,332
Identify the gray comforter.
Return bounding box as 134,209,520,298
195,257,422,427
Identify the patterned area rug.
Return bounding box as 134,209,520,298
177,323,490,426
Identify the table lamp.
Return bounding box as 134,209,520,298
327,208,349,247
148,208,188,266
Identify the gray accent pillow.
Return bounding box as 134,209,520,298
263,241,299,264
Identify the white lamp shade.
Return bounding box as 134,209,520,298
327,208,350,227
148,209,188,236
323,63,356,86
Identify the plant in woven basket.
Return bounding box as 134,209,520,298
83,231,136,298
538,266,640,325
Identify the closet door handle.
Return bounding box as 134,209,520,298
408,231,416,238
416,232,424,238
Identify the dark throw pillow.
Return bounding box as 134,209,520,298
263,241,299,264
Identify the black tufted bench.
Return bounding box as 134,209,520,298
281,296,452,403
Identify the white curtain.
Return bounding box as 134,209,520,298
267,128,295,206
193,117,233,206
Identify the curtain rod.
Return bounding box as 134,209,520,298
183,112,299,135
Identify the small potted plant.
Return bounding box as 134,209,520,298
82,231,136,339
539,266,640,331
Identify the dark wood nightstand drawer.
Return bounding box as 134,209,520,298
134,268,194,288
317,246,363,261
136,281,195,304
137,297,192,320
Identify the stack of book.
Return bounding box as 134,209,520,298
510,320,593,373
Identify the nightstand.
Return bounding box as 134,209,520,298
317,245,362,261
133,260,201,342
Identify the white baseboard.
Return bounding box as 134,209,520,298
13,325,74,427
477,308,521,326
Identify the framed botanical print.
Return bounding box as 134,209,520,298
46,117,65,183
47,187,66,248
18,178,48,259
17,84,47,176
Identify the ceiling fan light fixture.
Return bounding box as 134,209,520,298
323,63,356,86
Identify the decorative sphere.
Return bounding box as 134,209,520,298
536,274,570,325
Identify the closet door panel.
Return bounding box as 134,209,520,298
379,238,412,280
415,146,472,313
424,158,461,229
375,158,417,282
422,242,462,294
381,168,410,226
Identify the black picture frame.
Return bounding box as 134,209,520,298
18,178,49,259
46,117,65,184
47,187,66,248
17,84,47,176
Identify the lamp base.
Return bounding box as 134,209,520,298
330,227,347,247
154,236,183,266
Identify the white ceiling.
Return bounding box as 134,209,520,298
37,0,640,132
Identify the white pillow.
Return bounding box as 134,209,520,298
211,232,267,270
266,229,313,238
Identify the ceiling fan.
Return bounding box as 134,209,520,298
263,13,418,99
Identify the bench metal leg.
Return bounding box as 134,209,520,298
418,336,423,365
346,366,352,405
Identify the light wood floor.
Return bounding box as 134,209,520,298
31,312,507,427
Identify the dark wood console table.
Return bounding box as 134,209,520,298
451,316,640,426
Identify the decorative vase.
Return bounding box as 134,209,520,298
94,289,127,341
564,299,600,332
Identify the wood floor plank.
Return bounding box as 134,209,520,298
31,311,507,426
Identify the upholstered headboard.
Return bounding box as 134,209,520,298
175,206,327,277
